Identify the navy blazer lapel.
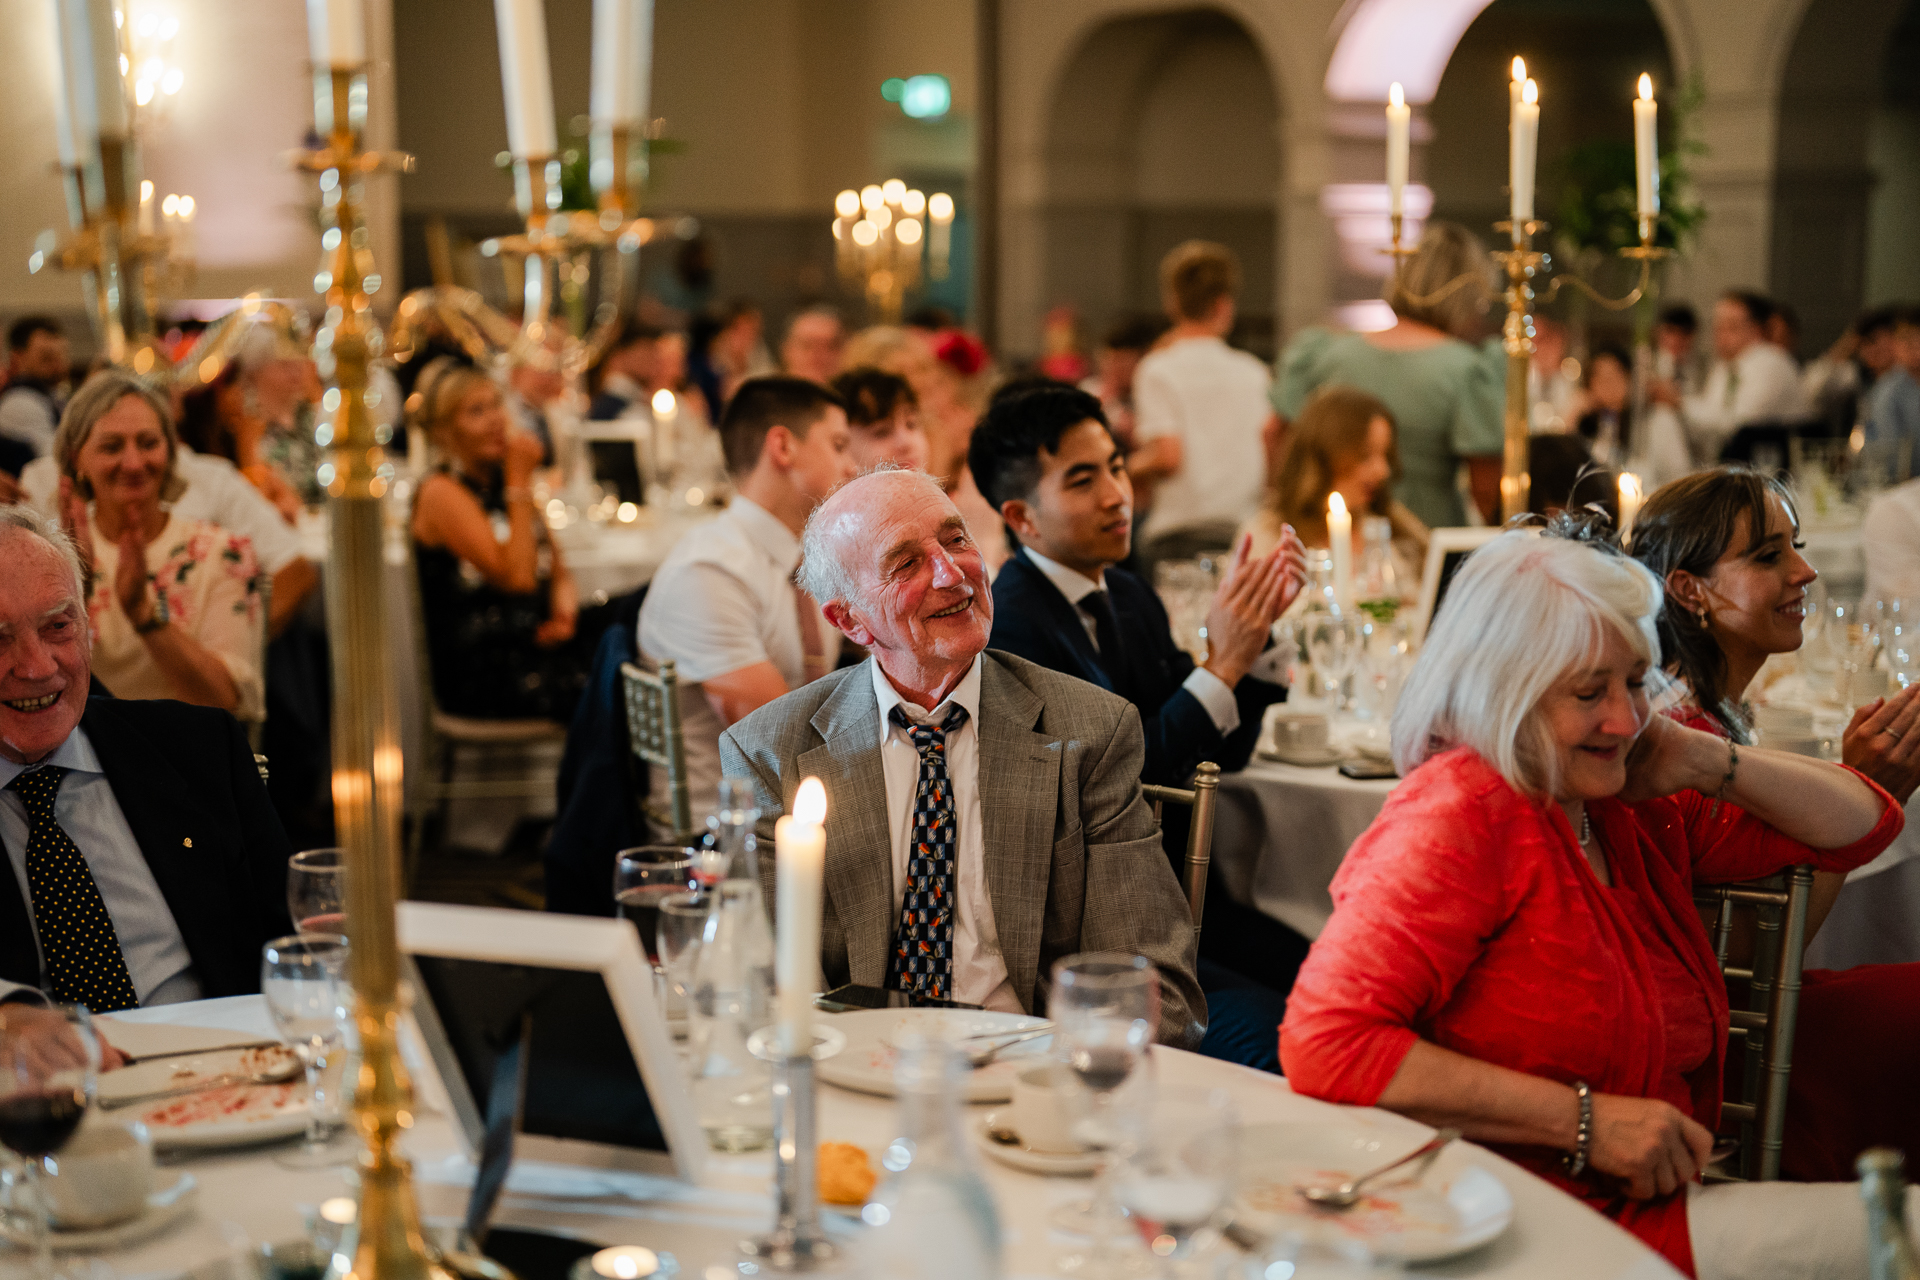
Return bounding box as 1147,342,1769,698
1006,551,1114,692
804,669,895,986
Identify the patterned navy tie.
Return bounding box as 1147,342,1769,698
10,766,140,1013
887,703,969,1003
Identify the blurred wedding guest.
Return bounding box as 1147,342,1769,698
1528,315,1578,434
0,316,70,458
1865,306,1920,471
1765,301,1801,358
1802,306,1899,428
1272,222,1503,528
637,377,856,820
588,320,662,421
234,323,324,508
504,332,571,467
1128,241,1269,566
411,359,615,723
1864,476,1920,604
54,372,264,722
1632,467,1920,1182
722,468,1206,1040
831,367,929,472
1527,434,1616,522
1246,385,1427,586
1081,314,1164,451
779,306,845,385
1573,345,1634,464
177,364,303,522
0,505,293,1011
1658,291,1810,460
1281,526,1904,1280
1653,303,1702,394
690,298,774,418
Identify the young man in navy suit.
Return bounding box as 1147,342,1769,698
970,385,1310,1071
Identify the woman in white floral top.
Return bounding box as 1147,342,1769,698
53,370,265,722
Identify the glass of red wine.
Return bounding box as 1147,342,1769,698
287,847,345,936
0,1004,100,1280
614,845,697,969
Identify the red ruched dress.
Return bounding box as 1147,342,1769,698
1278,747,1901,1277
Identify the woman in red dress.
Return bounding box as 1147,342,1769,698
1630,466,1920,1183
1279,525,1902,1279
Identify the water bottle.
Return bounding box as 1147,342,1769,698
858,1038,1003,1280
1860,1147,1920,1280
686,880,776,1152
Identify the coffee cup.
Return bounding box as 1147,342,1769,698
41,1117,153,1229
1269,711,1330,755
1008,1064,1085,1154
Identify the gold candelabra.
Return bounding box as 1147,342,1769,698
832,181,953,322
1386,214,1668,522
297,61,449,1280
27,135,168,371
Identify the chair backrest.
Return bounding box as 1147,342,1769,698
1692,865,1815,1181
1141,762,1220,931
620,659,692,842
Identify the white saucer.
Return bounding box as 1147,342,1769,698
970,1112,1100,1176
745,1024,848,1063
1,1171,198,1252
1259,745,1347,768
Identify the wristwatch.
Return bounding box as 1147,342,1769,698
133,593,170,635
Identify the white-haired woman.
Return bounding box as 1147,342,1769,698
1279,527,1904,1279
54,369,264,721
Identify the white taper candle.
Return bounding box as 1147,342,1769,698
494,0,558,158
775,777,827,1056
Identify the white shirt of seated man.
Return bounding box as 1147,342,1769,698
637,388,857,819
1681,297,1811,455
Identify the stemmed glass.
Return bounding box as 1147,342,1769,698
0,1005,98,1280
705,777,760,886
1305,609,1359,714
261,933,351,1169
1829,601,1879,708
1050,953,1161,1277
287,847,345,935
1109,1087,1239,1278
614,846,697,972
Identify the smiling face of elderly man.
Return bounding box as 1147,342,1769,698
0,521,91,765
809,469,994,709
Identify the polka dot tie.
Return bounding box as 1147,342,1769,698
886,704,968,1004
10,766,139,1013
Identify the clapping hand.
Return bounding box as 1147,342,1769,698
1202,531,1305,688
1842,685,1920,805
113,525,159,629
57,476,96,589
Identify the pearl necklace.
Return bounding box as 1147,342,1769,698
1579,808,1592,846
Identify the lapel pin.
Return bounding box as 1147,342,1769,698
182,837,193,848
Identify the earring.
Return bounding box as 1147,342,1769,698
1697,607,1711,627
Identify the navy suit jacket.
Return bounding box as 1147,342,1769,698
989,550,1283,786
0,697,295,1000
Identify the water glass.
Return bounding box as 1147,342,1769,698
287,848,344,935
1304,610,1359,713
0,1005,98,1280
261,933,351,1169
656,891,709,1021
705,777,761,885
1109,1087,1239,1277
614,845,697,966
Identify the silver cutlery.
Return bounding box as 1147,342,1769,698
1297,1128,1460,1209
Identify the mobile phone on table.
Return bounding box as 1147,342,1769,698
815,983,982,1012
1338,758,1399,780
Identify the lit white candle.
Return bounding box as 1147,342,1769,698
775,777,827,1057
305,0,367,67
1327,491,1354,609
588,1246,660,1279
1633,74,1660,222
50,0,94,169
493,0,558,158
83,0,127,138
1509,57,1526,111
1618,473,1643,540
650,387,677,473
590,0,653,124
137,180,153,236
1385,82,1410,218
1510,78,1539,231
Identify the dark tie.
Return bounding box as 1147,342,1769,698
1081,590,1129,693
886,704,969,1003
9,766,140,1013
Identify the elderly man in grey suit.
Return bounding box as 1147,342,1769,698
719,468,1204,1047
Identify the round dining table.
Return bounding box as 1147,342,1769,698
75,995,1681,1280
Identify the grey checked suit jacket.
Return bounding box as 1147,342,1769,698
718,649,1205,1048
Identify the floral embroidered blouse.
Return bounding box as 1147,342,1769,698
86,511,266,722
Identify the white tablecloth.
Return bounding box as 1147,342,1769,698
78,996,1679,1280
1213,757,1395,941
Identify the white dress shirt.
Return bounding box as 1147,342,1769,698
638,496,838,819
1683,343,1811,457
0,728,202,1006
870,655,1019,1013
1134,336,1270,540
1021,548,1241,735
0,386,58,456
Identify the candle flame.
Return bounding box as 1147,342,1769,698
1327,491,1348,518
834,188,860,218
794,777,827,825
651,388,676,415
1638,73,1654,102
1512,56,1526,83
1618,472,1642,501
140,180,153,203
1388,82,1404,109
1522,78,1538,105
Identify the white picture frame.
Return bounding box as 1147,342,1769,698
398,901,706,1184
1412,527,1503,641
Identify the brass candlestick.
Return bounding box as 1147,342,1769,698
28,133,166,369
299,61,448,1280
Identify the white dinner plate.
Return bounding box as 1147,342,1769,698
136,1080,310,1150
97,1045,300,1108
0,1171,198,1252
814,1008,1052,1102
971,1112,1099,1177
1232,1123,1513,1263
1258,745,1347,768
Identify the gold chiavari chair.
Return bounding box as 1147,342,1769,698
1142,761,1221,932
620,659,694,844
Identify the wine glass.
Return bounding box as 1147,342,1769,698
1109,1087,1239,1277
704,777,760,886
261,933,351,1169
0,1004,99,1280
287,847,344,935
656,890,709,1023
614,846,697,970
1305,610,1359,714
1050,953,1161,1275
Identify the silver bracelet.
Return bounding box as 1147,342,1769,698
1565,1080,1594,1177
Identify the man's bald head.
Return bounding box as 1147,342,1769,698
798,468,949,608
